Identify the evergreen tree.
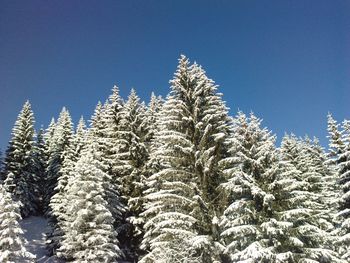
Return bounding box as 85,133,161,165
32,128,48,214
124,92,164,260
272,135,342,262
98,88,127,219
0,184,35,262
43,118,57,153
0,149,4,181
89,97,126,253
44,108,73,256
141,55,231,262
100,85,128,180
336,120,350,261
3,101,38,217
143,92,163,150
48,116,87,256
58,141,123,262
219,117,342,263
326,113,345,166
219,112,279,262
74,116,87,156
300,137,338,229
44,107,73,215
39,118,56,215
118,89,149,260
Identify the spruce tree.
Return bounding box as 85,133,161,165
32,128,48,214
58,140,123,262
48,116,87,256
336,120,350,261
273,135,342,262
0,184,35,262
141,55,231,262
300,137,338,230
117,89,149,260
100,85,129,182
125,92,164,259
39,118,56,215
3,101,38,217
43,118,57,153
44,107,73,215
44,108,73,256
219,112,279,262
142,92,163,150
326,113,345,166
0,149,4,181
99,88,127,214
89,97,126,253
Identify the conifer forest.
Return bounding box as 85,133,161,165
1,55,350,263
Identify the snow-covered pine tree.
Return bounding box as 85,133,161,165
43,118,57,153
3,101,38,217
52,116,87,204
95,87,127,229
0,149,4,181
271,135,342,262
38,118,56,215
89,98,125,220
219,112,279,262
326,113,345,166
44,107,73,215
74,116,87,155
141,55,231,262
0,184,35,262
58,140,123,262
113,89,149,260
121,89,148,195
142,92,163,150
141,59,200,262
300,137,339,230
32,128,48,214
125,92,164,260
48,116,87,256
100,85,130,182
336,120,350,261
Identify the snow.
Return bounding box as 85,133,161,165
20,216,56,263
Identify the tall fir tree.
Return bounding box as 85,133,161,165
90,97,125,220
118,89,150,260
48,116,87,256
326,115,350,260
326,113,345,166
0,184,35,262
0,149,4,181
43,118,57,154
141,55,231,262
219,117,342,263
32,128,48,214
126,92,164,260
336,120,350,261
44,107,73,215
142,92,163,150
101,85,129,182
219,112,279,262
89,95,126,254
58,140,123,262
3,101,38,217
272,135,342,262
299,137,339,230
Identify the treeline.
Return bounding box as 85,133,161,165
0,55,349,263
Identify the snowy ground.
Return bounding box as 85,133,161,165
20,216,54,263
20,216,130,263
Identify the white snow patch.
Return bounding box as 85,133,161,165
20,216,57,263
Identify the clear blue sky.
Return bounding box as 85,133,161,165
0,0,349,151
